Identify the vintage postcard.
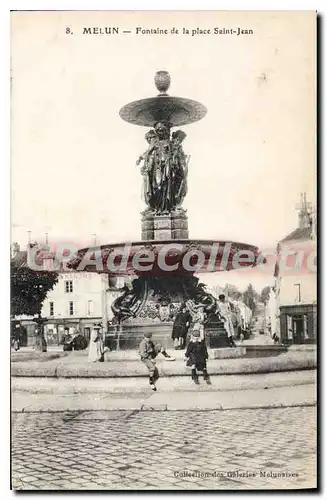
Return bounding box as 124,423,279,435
11,10,317,491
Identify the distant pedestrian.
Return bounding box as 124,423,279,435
171,305,192,349
88,323,104,362
13,325,21,351
217,294,236,347
272,333,280,345
139,332,175,391
13,337,20,351
185,329,210,385
72,331,88,351
61,327,71,344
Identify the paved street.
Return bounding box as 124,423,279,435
12,406,316,490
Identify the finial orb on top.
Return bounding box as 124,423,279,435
119,71,207,127
154,71,171,95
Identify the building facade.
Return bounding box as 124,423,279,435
41,272,109,345
274,194,317,344
11,242,125,346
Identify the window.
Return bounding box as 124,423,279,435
294,284,301,302
65,281,73,293
69,302,74,316
87,300,94,315
49,302,54,316
84,327,91,342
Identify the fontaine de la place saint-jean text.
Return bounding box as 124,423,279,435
81,26,254,36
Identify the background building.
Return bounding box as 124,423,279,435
274,193,317,344
11,241,125,346
41,272,109,345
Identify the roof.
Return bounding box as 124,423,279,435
280,226,313,243
11,248,63,271
11,250,28,268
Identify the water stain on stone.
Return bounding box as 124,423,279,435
62,411,81,423
117,464,131,471
257,72,268,86
178,446,196,455
264,461,285,468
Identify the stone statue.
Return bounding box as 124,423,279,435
136,129,157,207
136,122,189,214
111,281,144,323
171,130,189,208
111,286,137,323
111,279,149,324
184,279,219,327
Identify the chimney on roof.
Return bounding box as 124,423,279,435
11,242,20,258
311,205,317,241
296,192,312,230
43,253,55,271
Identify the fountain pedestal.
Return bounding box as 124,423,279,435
141,209,189,240
106,317,230,351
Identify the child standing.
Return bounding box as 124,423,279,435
139,332,175,391
217,294,237,347
185,329,210,384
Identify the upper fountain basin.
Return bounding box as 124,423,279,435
119,96,207,127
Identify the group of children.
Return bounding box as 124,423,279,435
139,320,210,391
139,293,239,391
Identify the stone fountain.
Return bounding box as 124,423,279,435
67,71,263,349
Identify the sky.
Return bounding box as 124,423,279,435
11,11,316,292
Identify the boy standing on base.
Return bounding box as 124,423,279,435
139,332,175,391
185,329,210,384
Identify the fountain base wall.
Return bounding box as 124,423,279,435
106,321,230,351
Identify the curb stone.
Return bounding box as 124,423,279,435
11,352,317,378
12,384,316,413
141,404,168,411
12,402,316,413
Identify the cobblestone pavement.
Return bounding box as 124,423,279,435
11,407,316,491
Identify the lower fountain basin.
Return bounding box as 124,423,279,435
66,238,264,276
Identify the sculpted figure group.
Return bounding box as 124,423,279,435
136,122,190,214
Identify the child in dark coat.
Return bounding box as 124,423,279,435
185,329,210,384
